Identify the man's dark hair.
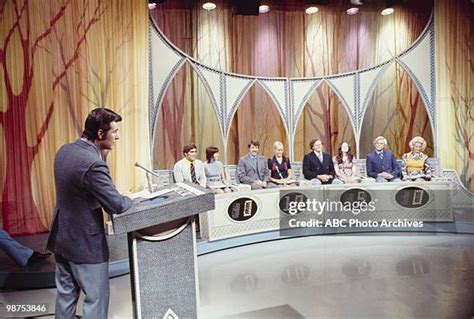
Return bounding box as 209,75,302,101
183,143,197,156
82,108,122,141
309,139,323,149
205,146,219,162
248,140,260,148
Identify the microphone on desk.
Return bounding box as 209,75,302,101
134,162,160,192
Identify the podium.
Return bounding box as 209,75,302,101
112,182,215,319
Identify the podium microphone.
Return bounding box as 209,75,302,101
134,162,160,192
135,162,160,177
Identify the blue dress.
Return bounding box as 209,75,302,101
204,161,227,188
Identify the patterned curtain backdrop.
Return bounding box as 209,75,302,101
0,0,149,234
150,0,433,168
435,0,474,191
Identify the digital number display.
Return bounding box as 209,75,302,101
395,187,429,208
227,197,258,221
340,188,371,204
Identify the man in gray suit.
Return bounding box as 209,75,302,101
237,140,277,190
47,108,133,318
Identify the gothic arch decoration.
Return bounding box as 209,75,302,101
149,22,186,144
289,78,322,159
149,14,436,160
325,61,392,156
190,62,255,161
396,18,436,133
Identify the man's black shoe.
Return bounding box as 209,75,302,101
27,251,51,264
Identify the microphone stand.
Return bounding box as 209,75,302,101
135,162,160,193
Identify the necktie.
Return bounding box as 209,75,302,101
378,152,383,160
253,157,259,177
190,162,198,184
318,153,323,163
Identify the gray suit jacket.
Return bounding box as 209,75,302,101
47,139,132,264
237,154,270,184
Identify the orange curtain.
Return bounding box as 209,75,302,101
0,0,149,234
435,0,474,191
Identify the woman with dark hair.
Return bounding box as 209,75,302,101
204,146,231,193
333,142,360,183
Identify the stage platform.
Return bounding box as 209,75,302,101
1,208,473,292
0,232,130,291
1,234,474,318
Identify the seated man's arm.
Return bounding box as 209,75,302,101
390,154,401,177
84,162,133,215
173,163,184,183
262,159,271,182
366,155,377,178
328,157,336,178
302,155,316,180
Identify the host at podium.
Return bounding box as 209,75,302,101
47,108,132,319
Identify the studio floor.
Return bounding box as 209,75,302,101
1,234,473,318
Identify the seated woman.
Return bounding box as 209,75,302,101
204,146,232,193
333,142,360,183
402,136,432,181
268,141,296,186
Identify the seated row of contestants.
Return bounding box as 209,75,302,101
173,135,432,193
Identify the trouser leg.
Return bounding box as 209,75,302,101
0,230,33,266
55,256,80,318
69,261,110,319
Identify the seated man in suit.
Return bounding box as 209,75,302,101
237,140,277,190
174,143,206,187
303,139,342,185
366,136,401,182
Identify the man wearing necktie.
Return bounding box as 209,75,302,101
237,140,277,190
366,136,401,182
47,108,133,318
303,139,342,185
173,143,207,187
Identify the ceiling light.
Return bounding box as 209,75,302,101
259,5,270,13
346,7,359,15
305,7,319,15
381,7,394,15
202,2,216,11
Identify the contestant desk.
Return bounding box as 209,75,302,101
199,180,455,241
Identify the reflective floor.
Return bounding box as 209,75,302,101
1,234,474,318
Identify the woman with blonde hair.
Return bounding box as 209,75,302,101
402,136,432,181
268,141,296,186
